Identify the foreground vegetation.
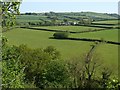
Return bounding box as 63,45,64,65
2,37,119,89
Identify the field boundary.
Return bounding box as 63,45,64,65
50,37,120,45
78,24,117,29
91,23,117,25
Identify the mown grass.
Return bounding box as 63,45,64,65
16,15,50,23
3,28,92,58
93,20,118,24
70,29,118,42
33,26,103,32
3,28,118,76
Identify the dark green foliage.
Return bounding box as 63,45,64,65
63,19,68,23
15,45,67,88
45,60,68,87
2,42,64,88
53,32,69,39
18,45,51,82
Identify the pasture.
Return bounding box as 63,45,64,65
93,20,118,24
71,29,118,42
3,26,118,75
33,26,103,32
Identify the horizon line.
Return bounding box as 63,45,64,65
20,11,118,14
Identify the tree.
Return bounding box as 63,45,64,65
45,59,69,88
78,18,84,25
16,45,63,89
63,19,68,25
53,32,69,39
1,1,21,30
51,17,58,25
44,46,60,59
49,11,55,16
1,1,24,88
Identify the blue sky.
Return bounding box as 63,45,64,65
20,2,118,13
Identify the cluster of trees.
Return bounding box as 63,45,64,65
16,21,44,27
17,21,58,27
25,13,37,15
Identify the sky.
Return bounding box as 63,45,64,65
22,0,119,2
20,1,119,14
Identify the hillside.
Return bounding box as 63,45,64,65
16,12,119,25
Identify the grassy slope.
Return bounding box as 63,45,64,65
3,28,118,75
93,20,118,24
16,15,50,23
33,26,103,32
71,29,118,42
3,28,92,59
16,12,118,24
80,12,117,19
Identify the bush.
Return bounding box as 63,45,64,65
44,60,69,88
44,46,60,59
2,45,25,88
53,32,69,39
17,45,62,88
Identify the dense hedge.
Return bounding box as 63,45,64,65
53,32,69,39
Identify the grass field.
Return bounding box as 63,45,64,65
33,26,103,32
16,15,50,23
71,29,118,42
3,28,92,58
93,20,118,24
3,27,118,75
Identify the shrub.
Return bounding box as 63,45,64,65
44,60,69,88
44,46,60,59
2,45,25,88
53,32,69,39
17,45,62,88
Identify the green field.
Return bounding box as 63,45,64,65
33,26,103,32
16,15,49,22
93,20,118,24
3,28,92,58
71,29,118,42
3,27,118,75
